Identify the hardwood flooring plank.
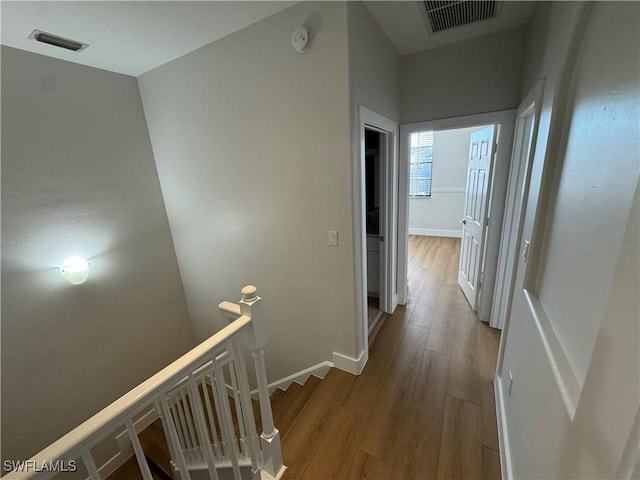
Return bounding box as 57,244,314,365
409,299,433,329
426,237,451,282
425,286,457,355
296,406,365,479
275,376,321,440
338,449,392,479
341,307,411,417
281,369,356,476
478,321,501,382
359,323,428,459
480,380,499,451
436,395,482,480
407,266,428,305
388,349,450,480
482,446,502,480
443,239,462,287
447,302,480,405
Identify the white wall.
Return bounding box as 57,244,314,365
1,47,194,463
138,2,356,383
408,126,482,236
346,1,400,360
347,1,400,122
400,27,526,124
520,2,551,98
497,2,640,478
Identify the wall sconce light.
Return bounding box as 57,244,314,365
60,257,89,285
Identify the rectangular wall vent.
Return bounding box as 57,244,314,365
422,1,501,34
28,29,89,52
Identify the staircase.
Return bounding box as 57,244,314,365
109,375,325,479
4,286,285,480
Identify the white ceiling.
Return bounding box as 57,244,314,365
363,1,537,55
1,1,296,77
1,1,536,77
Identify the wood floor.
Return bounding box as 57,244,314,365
109,235,502,479
282,235,502,479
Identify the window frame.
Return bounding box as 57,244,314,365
409,131,434,198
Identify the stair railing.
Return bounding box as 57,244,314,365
3,286,284,480
219,286,283,479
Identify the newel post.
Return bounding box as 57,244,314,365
239,285,284,478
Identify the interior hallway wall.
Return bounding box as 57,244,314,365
138,2,356,383
497,2,640,477
1,46,194,463
346,0,401,358
400,27,527,124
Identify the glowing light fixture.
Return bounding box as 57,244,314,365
60,257,89,285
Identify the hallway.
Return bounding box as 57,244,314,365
108,235,503,480
283,235,502,478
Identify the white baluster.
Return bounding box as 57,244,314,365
232,339,261,480
155,400,180,477
213,359,243,480
180,390,201,461
160,396,192,480
125,419,153,480
174,393,194,462
201,377,223,459
82,450,101,480
170,396,188,455
228,350,248,454
208,373,228,459
188,374,220,480
239,285,284,478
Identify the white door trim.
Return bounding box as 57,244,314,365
398,110,516,322
354,106,398,363
490,81,544,329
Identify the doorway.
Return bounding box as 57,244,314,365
352,106,399,373
398,110,517,324
364,128,385,334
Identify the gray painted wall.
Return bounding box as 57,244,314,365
138,2,356,383
346,0,401,356
498,2,640,477
400,27,527,124
1,47,194,462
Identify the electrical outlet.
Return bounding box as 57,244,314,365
328,231,338,246
508,369,514,396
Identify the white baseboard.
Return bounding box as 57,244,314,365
495,376,513,480
249,361,334,397
332,349,368,375
409,228,462,238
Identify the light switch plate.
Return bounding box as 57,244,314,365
328,231,338,246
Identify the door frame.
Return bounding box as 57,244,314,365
398,110,516,323
491,81,544,329
354,106,398,366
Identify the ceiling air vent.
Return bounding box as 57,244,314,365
28,29,89,52
422,1,502,34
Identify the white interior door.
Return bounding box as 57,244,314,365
458,125,497,309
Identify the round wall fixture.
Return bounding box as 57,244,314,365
291,26,310,53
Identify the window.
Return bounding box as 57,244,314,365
409,131,434,197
